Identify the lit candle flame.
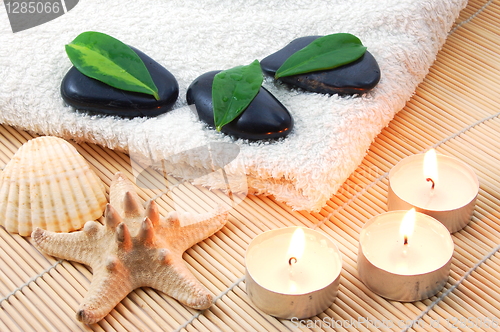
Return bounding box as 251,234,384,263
400,208,416,245
287,228,305,264
424,149,438,189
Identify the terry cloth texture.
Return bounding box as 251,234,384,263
0,0,467,211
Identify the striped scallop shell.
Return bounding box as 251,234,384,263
0,136,107,236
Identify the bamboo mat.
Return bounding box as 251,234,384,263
1,0,500,331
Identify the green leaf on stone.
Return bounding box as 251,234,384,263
65,31,160,100
212,60,263,131
275,33,367,79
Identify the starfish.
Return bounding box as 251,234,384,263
32,172,228,324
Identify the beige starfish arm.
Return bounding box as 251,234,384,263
77,257,134,325
31,222,105,266
166,207,228,252
149,254,213,310
109,172,144,218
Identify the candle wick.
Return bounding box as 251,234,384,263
404,236,408,246
426,177,435,189
289,257,297,265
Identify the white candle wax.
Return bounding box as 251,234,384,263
388,152,479,233
246,230,339,294
357,210,454,301
361,213,453,275
245,227,342,319
389,154,477,211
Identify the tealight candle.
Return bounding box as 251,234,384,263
388,149,479,233
245,227,342,319
357,209,454,301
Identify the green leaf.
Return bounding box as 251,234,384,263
275,33,367,78
65,31,160,100
212,60,263,131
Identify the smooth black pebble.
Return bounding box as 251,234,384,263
61,47,179,117
260,36,381,95
186,71,293,140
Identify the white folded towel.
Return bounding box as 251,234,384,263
0,0,467,211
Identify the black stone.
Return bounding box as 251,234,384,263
61,47,179,117
260,36,381,95
186,71,293,140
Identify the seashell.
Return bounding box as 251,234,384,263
0,136,107,236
